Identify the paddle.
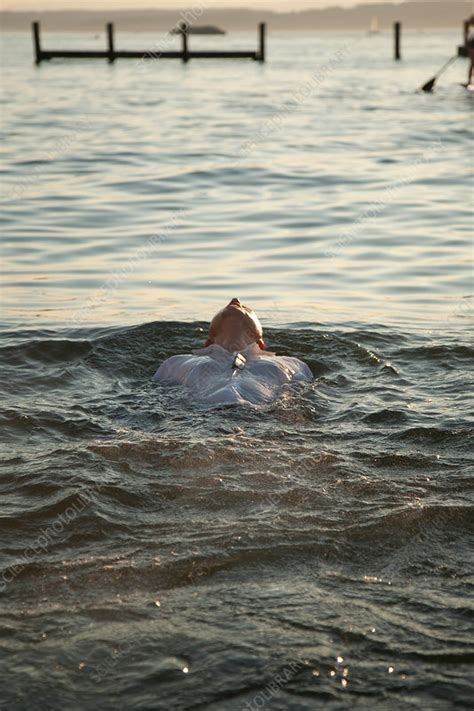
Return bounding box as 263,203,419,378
421,56,458,92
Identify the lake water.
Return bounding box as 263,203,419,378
0,29,473,711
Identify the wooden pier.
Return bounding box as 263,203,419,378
31,21,266,64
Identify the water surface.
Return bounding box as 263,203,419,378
0,29,473,711
0,30,472,326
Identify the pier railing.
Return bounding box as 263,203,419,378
32,21,266,64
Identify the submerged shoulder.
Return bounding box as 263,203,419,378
153,352,223,384
153,354,194,382
259,354,312,381
245,352,312,384
282,356,313,381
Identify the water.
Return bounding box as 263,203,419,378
1,30,472,326
0,29,473,710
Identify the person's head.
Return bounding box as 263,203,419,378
205,298,266,352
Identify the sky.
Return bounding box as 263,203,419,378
2,1,402,11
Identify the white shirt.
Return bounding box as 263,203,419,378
153,343,313,406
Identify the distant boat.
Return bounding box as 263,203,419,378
170,25,226,35
368,16,380,34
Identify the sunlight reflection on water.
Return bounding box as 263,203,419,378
1,30,472,329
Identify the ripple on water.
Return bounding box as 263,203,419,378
1,27,473,710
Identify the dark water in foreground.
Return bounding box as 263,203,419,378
1,321,473,709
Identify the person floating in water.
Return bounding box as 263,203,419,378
153,298,313,406
464,15,474,86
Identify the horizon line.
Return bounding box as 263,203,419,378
2,1,459,13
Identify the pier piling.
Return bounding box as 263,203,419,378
258,23,266,62
32,21,42,65
107,23,115,63
180,22,189,63
394,22,402,60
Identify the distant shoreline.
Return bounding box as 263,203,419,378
0,2,469,33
